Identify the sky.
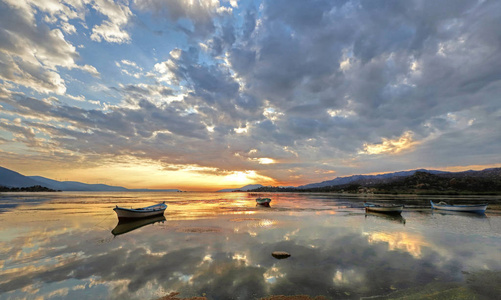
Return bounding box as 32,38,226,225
0,0,500,191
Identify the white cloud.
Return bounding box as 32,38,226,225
361,132,418,155
3,0,85,24
89,0,133,43
0,52,68,94
0,0,112,95
76,64,100,77
90,20,131,44
327,109,355,118
0,1,85,94
250,157,275,164
120,60,140,69
116,59,143,78
153,51,181,84
60,21,77,34
66,94,86,101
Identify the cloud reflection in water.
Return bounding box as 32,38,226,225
0,192,500,299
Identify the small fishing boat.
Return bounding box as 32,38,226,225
430,201,487,214
364,202,403,214
256,197,271,207
113,202,167,220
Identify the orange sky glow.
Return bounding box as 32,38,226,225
4,160,500,191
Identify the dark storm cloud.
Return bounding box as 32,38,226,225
221,0,501,172
208,22,236,56
242,7,257,41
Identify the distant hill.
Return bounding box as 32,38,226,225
0,167,46,188
0,166,181,192
28,176,129,192
297,169,449,189
369,169,501,194
250,168,501,195
217,184,264,192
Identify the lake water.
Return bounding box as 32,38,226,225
1,192,500,300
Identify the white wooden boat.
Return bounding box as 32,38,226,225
256,197,271,206
113,202,167,220
364,202,403,214
430,201,487,213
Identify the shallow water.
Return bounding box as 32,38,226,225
1,192,500,299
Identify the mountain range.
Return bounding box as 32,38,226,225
296,169,450,189
222,168,501,194
3,165,500,193
0,166,181,192
248,168,501,194
219,169,451,192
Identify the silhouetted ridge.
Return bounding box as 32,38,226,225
250,168,501,194
0,166,181,192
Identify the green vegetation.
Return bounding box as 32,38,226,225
252,184,362,193
375,270,501,299
251,169,501,195
0,185,60,192
372,171,501,195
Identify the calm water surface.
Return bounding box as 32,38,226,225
1,192,500,299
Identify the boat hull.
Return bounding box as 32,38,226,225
364,203,403,214
430,201,487,213
113,203,167,220
256,197,271,206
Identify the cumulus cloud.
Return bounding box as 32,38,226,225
77,64,101,77
60,21,77,34
90,0,133,43
90,20,130,43
0,52,67,94
219,0,501,179
361,131,417,155
1,0,501,186
0,0,103,94
0,3,75,93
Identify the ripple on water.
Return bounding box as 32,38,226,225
176,227,223,233
229,218,261,222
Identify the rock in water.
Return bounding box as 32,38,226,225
272,251,291,259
